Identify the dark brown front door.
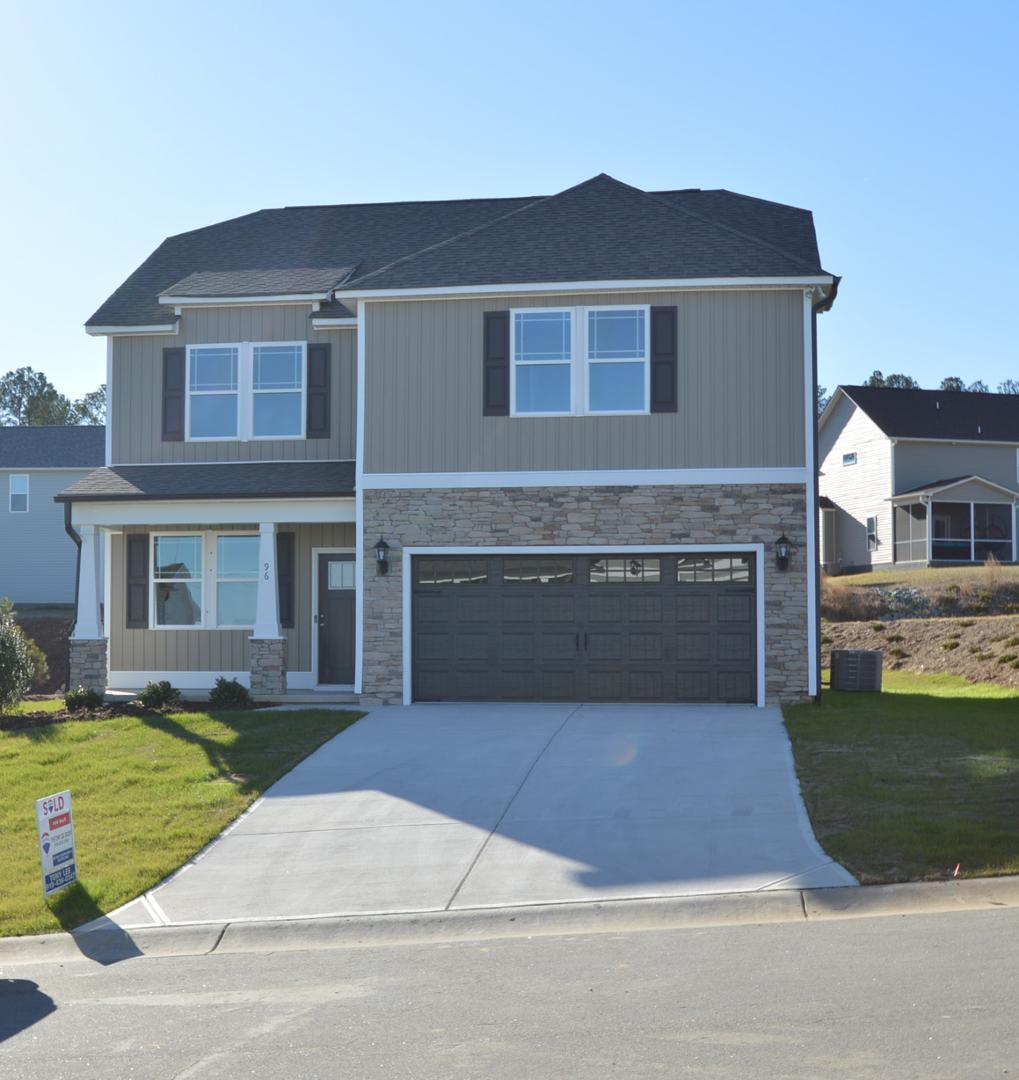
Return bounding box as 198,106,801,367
317,554,355,685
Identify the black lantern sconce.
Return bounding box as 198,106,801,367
774,533,791,572
375,537,390,575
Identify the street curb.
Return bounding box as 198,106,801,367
3,876,1019,967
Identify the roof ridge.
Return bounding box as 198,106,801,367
278,193,543,211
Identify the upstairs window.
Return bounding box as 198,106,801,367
842,452,857,466
186,342,306,441
9,474,28,513
511,306,650,417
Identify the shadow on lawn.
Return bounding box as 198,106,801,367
49,883,144,966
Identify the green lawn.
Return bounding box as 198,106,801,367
0,707,362,936
838,564,1019,588
6,698,65,716
785,671,1019,884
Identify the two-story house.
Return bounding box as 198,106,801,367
60,174,837,705
0,425,105,606
818,385,1019,572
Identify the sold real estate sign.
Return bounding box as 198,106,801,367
36,790,77,896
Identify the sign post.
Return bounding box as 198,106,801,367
36,790,77,897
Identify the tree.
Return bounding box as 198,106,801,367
865,370,919,389
817,385,831,415
939,376,965,392
72,384,106,425
998,379,1019,395
0,367,74,426
0,599,33,714
966,380,990,393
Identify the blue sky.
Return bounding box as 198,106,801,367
1,1,1015,400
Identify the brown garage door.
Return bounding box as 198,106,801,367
412,554,756,703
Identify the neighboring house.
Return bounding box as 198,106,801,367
61,174,837,704
0,426,105,606
818,385,1019,572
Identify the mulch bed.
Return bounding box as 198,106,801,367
822,614,1019,689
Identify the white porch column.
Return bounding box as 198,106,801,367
252,522,281,639
925,498,933,564
72,524,103,640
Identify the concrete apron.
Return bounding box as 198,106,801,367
88,702,855,931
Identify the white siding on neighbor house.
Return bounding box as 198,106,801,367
0,470,91,605
818,396,893,569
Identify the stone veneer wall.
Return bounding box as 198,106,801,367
68,639,108,694
249,638,287,696
361,484,810,706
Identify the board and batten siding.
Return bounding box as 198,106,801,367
363,289,806,474
818,396,893,568
108,522,353,673
894,441,1019,497
0,469,94,605
110,305,356,464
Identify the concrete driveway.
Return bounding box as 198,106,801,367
106,704,855,928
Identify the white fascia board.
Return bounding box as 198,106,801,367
336,275,834,302
890,435,1019,449
361,467,808,490
86,324,179,336
71,496,355,527
310,317,358,329
817,386,850,432
158,293,329,306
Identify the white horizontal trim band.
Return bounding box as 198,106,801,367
158,293,329,306
86,324,179,336
311,318,358,329
72,496,355,527
338,276,833,301
362,467,808,490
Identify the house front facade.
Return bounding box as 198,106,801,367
818,385,1019,572
0,425,105,606
62,175,837,704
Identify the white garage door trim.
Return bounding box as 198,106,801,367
401,544,766,707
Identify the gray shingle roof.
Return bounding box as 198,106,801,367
87,175,827,328
56,461,355,502
0,426,105,469
840,386,1019,443
161,266,357,298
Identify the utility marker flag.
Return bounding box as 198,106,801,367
36,790,77,897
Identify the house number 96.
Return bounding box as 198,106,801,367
263,562,271,581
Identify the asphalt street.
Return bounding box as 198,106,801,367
2,907,1017,1079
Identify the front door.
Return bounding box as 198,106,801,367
317,554,355,685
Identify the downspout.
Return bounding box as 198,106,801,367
63,500,80,692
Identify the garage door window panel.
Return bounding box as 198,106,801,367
502,558,574,584
677,555,753,584
590,558,661,583
416,559,488,585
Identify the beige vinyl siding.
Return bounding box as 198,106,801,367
108,521,353,673
894,441,1019,496
923,479,1017,503
818,396,893,568
364,289,806,473
110,305,355,464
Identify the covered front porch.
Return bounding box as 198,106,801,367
891,475,1019,566
56,462,358,697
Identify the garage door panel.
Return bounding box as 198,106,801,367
412,554,756,704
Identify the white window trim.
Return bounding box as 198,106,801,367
185,341,307,443
509,305,651,418
149,531,260,630
9,474,28,513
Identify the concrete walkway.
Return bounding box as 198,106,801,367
104,704,855,928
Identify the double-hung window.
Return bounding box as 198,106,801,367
150,532,260,629
186,342,306,441
510,306,650,416
8,474,28,513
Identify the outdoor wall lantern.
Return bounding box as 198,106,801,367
375,537,391,575
774,534,791,572
373,533,390,574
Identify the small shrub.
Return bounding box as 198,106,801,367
0,600,33,714
24,637,50,692
990,634,1008,643
209,677,252,709
820,634,833,645
870,622,887,633
65,685,103,712
888,647,907,659
946,583,962,596
968,645,982,654
1005,637,1019,648
976,652,995,662
887,633,905,643
138,680,181,709
997,654,1018,665
957,620,976,628
942,640,960,651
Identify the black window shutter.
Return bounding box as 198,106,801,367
162,347,186,441
126,534,149,629
306,343,331,439
277,532,295,629
649,306,678,413
483,311,510,416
